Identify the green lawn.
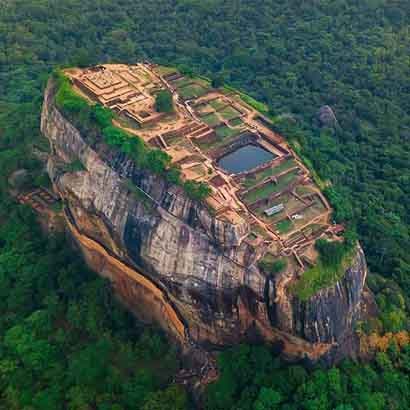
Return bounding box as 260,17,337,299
229,117,244,127
243,169,299,203
242,167,275,188
272,159,296,175
274,169,299,190
209,98,226,111
196,127,240,151
219,105,241,121
202,113,222,127
197,103,214,116
276,219,293,233
215,125,240,139
155,65,177,76
243,182,280,203
194,77,211,88
178,82,209,100
242,160,296,188
173,77,193,88
292,249,355,301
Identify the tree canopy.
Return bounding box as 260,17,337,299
155,90,174,113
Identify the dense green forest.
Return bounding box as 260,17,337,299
206,343,410,410
0,0,409,408
0,205,187,409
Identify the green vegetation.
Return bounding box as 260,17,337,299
125,179,153,210
196,128,240,151
206,343,410,410
211,74,225,88
54,72,210,202
51,201,63,212
183,180,212,202
288,139,327,192
316,238,351,267
155,65,177,76
367,274,410,333
63,159,86,173
215,125,240,139
219,105,240,121
244,170,299,204
55,77,89,115
258,255,287,276
244,182,280,204
178,83,208,100
173,77,193,88
229,117,243,127
270,159,296,176
209,99,226,111
292,238,356,300
239,94,269,114
242,160,296,188
202,113,221,127
0,205,186,409
276,219,293,234
194,78,211,89
155,90,174,113
243,168,274,189
223,85,269,114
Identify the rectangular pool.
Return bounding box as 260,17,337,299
217,144,276,174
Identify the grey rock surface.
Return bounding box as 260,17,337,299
317,105,338,127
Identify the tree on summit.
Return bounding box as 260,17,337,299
155,90,174,113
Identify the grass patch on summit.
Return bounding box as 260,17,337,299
178,83,209,100
202,113,221,127
243,169,299,204
292,239,356,301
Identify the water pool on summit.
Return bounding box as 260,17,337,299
217,144,275,174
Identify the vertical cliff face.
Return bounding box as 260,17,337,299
268,246,375,362
41,80,373,363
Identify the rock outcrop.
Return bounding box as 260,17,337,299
317,105,338,128
41,79,372,363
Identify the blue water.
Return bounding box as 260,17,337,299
218,145,275,174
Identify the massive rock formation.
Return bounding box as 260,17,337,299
41,79,372,364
